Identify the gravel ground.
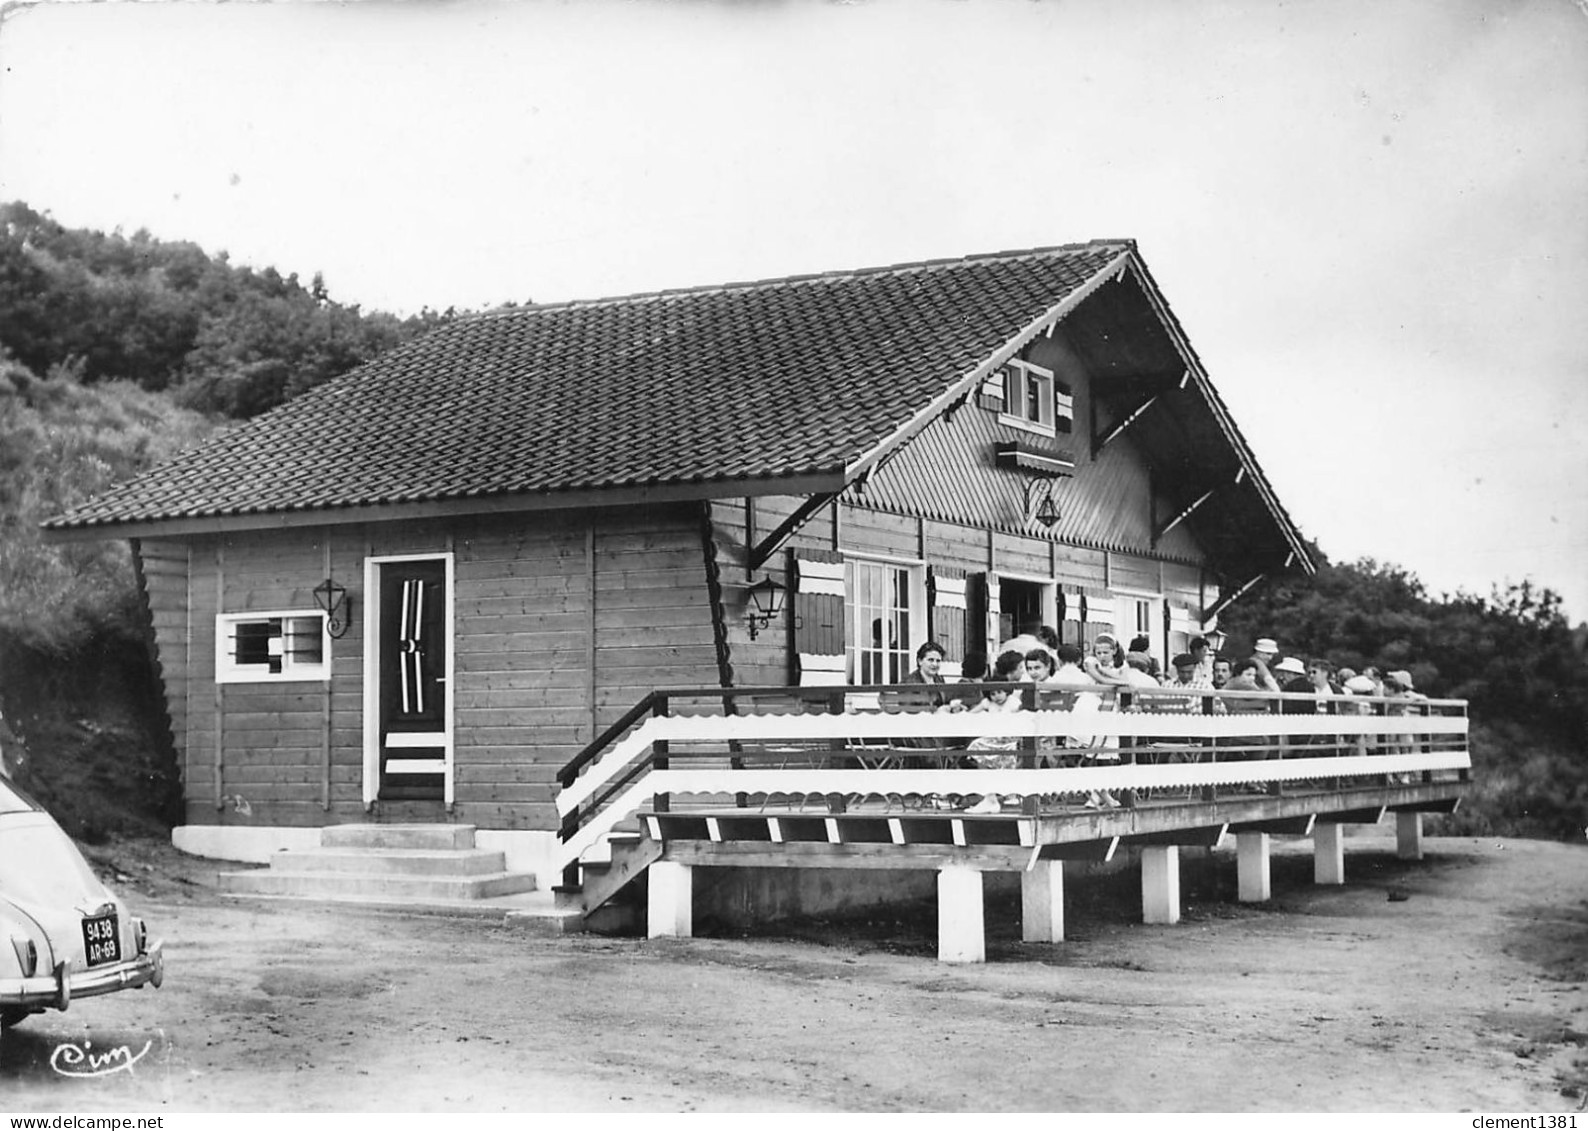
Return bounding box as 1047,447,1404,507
1,833,1585,1113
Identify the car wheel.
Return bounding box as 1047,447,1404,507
0,1006,33,1028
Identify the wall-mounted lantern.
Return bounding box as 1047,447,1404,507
313,578,352,639
1024,477,1062,529
1203,627,1227,654
744,574,787,640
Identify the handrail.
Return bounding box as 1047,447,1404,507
557,690,665,790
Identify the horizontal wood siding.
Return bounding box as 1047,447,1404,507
591,507,718,732
1162,562,1211,621
1108,552,1161,594
707,498,799,689
160,503,718,833
991,531,1051,579
455,512,590,828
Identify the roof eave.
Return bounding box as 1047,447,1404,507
40,469,849,544
1118,252,1316,577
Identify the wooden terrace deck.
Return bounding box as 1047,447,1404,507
554,683,1471,961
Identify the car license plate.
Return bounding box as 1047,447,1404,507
82,913,121,968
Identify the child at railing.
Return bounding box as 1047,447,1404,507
965,682,1024,769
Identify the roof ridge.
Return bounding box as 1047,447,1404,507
463,238,1136,323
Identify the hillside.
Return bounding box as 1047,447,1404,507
0,202,458,837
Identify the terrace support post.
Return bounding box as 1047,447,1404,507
1314,822,1346,885
1396,811,1424,860
647,861,693,938
1141,845,1180,925
1021,860,1065,943
937,866,986,964
1236,832,1272,903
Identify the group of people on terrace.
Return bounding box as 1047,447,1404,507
902,626,1427,712
887,626,1433,813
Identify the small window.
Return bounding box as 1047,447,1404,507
217,611,331,683
998,359,1072,436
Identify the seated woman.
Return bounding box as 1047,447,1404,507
885,640,968,759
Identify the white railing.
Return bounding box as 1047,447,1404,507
553,685,1470,873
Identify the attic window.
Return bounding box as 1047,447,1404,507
216,611,331,684
997,360,1072,437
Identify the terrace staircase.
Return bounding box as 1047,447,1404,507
553,820,664,920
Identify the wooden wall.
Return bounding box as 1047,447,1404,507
142,504,720,833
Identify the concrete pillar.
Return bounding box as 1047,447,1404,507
1141,845,1180,925
1314,822,1346,885
937,866,986,964
647,861,693,938
1021,860,1065,943
1396,811,1424,860
1236,832,1271,903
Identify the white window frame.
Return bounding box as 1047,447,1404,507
1113,590,1165,667
844,554,927,686
215,610,331,684
998,359,1072,437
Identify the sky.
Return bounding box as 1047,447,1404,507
1,0,1585,621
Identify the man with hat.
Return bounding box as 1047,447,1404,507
1274,656,1314,746
1165,651,1221,716
1249,637,1283,693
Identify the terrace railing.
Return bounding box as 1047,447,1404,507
552,683,1470,880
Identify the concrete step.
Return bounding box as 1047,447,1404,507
221,868,537,901
267,846,509,877
320,823,477,851
219,886,589,935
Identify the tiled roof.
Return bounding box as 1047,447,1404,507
47,242,1133,532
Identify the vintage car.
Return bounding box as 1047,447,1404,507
0,774,163,1027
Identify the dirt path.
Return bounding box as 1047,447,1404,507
2,835,1584,1113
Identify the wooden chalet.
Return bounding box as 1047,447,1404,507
46,242,1469,959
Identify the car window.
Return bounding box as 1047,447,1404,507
0,820,106,906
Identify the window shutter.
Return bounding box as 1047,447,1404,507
979,570,1006,648
965,572,992,660
1081,587,1115,649
790,548,846,686
978,370,1006,412
1060,584,1085,647
1167,602,1196,660
927,565,970,677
